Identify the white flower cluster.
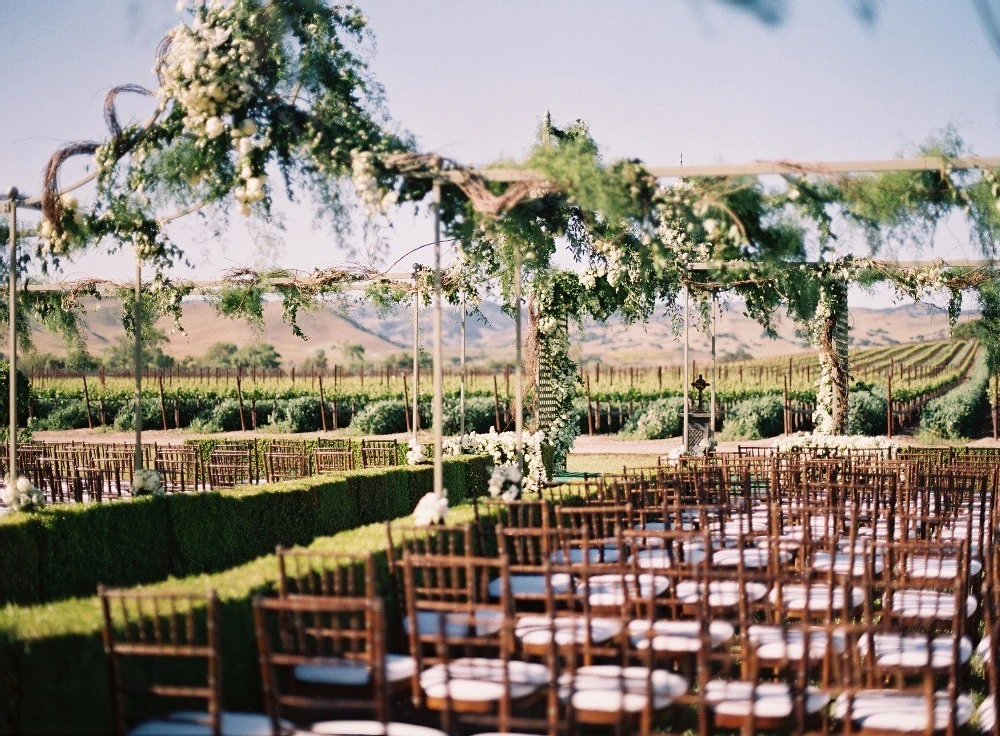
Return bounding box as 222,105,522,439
1,476,45,513
771,432,899,457
443,429,547,494
406,438,428,466
412,491,449,527
132,468,165,496
661,437,717,466
487,464,522,501
160,4,254,135
161,1,269,216
38,194,85,255
350,150,397,219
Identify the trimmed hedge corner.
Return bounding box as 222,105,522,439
0,455,490,608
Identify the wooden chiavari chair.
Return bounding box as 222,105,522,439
360,440,398,469
264,452,309,483
207,450,252,489
155,446,202,493
99,585,278,736
312,448,355,474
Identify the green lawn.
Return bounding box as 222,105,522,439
564,453,661,475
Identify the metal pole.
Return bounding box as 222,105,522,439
513,243,524,472
710,293,717,440
431,182,444,498
134,255,143,470
412,269,420,441
460,291,467,438
683,287,690,450
7,190,18,484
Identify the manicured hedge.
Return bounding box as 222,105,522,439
0,502,493,735
0,454,490,608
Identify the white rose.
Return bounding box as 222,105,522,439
238,137,254,155
204,116,225,137
16,476,31,494
239,119,258,136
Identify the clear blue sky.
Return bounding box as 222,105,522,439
1,1,999,308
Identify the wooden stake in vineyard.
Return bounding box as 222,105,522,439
318,375,327,432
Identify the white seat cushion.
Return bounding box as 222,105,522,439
129,712,290,736
558,665,688,712
748,625,847,660
770,584,864,613
889,590,977,620
550,544,620,564
832,690,973,731
675,580,769,607
628,619,735,652
903,556,982,579
310,721,447,736
515,615,622,647
704,681,829,719
857,633,972,669
579,573,669,606
489,573,572,598
977,695,997,733
294,654,417,686
403,609,504,638
812,551,883,577
977,634,992,663
632,545,706,569
419,658,548,703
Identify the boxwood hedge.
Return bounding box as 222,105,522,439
0,454,489,608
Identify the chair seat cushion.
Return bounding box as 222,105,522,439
888,590,977,620
550,544,620,564
770,584,864,612
903,556,982,579
832,690,973,731
403,609,504,638
129,711,290,736
488,573,572,598
748,625,847,660
419,658,548,703
628,619,734,652
812,552,883,577
977,695,997,733
704,681,829,719
675,580,769,607
310,721,448,736
515,615,622,647
557,665,688,712
294,654,417,686
578,573,669,606
857,633,972,669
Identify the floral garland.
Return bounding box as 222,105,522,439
443,429,547,494
810,279,849,435
535,279,579,472
772,432,898,457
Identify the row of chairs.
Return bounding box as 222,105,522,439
96,452,1000,734
1,438,400,505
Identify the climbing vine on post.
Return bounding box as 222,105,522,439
811,279,850,435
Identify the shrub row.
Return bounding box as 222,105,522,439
919,352,989,439
721,395,784,439
0,455,490,608
31,388,500,436
0,499,494,735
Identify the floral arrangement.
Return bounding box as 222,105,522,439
443,429,547,494
132,468,165,496
661,436,718,466
1,476,45,513
412,491,449,527
487,465,522,501
772,432,899,457
406,438,428,465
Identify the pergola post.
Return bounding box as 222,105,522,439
431,181,444,497
513,243,524,472
459,291,466,438
411,267,420,441
682,287,690,448
133,254,143,470
7,189,18,484
710,292,717,439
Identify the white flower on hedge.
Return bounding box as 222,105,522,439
204,116,225,137
444,430,547,494
488,464,522,500
2,475,44,512
132,468,165,496
406,438,428,466
412,491,448,527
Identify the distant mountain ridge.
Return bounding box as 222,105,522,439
18,297,969,367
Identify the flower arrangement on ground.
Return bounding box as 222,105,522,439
772,432,899,457
406,438,428,465
412,491,449,527
132,468,165,496
443,429,547,494
488,465,522,501
1,476,45,512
